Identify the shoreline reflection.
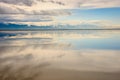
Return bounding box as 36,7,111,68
0,30,120,80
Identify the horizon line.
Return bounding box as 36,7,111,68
0,29,120,31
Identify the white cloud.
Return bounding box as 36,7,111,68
0,0,120,26
0,0,120,14
79,0,120,9
0,0,33,6
0,0,71,23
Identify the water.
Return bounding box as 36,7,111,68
0,30,120,80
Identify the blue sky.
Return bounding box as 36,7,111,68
69,8,120,21
57,8,120,24
0,0,120,29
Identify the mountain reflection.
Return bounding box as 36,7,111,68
0,30,120,80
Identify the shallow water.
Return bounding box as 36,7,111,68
0,30,120,80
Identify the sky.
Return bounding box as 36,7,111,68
0,0,120,29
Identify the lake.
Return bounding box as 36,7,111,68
0,30,120,80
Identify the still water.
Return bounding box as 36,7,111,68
0,30,120,80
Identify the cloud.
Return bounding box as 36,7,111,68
0,0,120,25
51,20,120,28
0,2,21,14
0,15,54,22
0,1,71,23
0,0,120,14
79,0,120,9
0,0,68,14
32,10,71,16
0,37,120,72
0,2,71,15
0,0,65,6
0,0,34,6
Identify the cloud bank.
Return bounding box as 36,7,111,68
0,0,120,27
0,0,120,14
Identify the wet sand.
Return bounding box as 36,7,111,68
0,68,120,80
39,69,120,80
0,30,120,80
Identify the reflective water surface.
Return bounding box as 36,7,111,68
0,30,120,80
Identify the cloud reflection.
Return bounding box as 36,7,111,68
0,30,120,80
0,30,120,39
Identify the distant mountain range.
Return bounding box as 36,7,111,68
0,23,120,30
0,23,53,30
